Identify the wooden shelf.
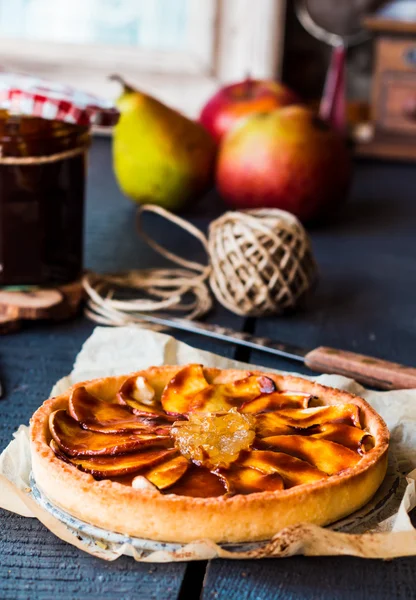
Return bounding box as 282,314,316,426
363,16,416,35
355,134,416,162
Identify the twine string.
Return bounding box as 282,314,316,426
136,205,210,279
0,145,88,165
207,209,317,317
84,206,318,325
84,204,213,326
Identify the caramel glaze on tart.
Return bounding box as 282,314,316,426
44,364,380,498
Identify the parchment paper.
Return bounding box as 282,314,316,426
1,326,415,561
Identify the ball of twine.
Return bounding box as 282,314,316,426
83,205,318,326
209,209,317,316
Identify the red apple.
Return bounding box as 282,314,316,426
216,105,351,222
199,78,298,143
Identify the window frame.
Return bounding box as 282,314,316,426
0,0,287,118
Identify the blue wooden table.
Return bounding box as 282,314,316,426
0,138,415,600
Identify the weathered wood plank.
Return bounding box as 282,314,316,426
0,137,245,600
248,159,416,375
0,325,190,600
0,509,185,600
3,141,416,600
203,160,416,599
202,556,416,600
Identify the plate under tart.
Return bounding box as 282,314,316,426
29,457,401,560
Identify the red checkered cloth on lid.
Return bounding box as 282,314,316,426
0,71,119,127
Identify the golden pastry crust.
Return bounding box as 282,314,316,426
30,367,389,544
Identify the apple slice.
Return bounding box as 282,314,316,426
217,465,284,495
69,386,152,433
309,423,373,452
131,476,159,491
160,364,211,414
162,364,276,415
50,410,171,457
277,404,361,427
144,455,189,490
118,375,156,405
238,450,328,487
50,439,176,479
255,413,295,438
241,391,312,414
259,435,361,475
117,375,171,420
189,375,276,414
118,396,168,419
256,404,360,437
166,465,227,498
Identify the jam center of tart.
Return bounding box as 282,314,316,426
171,408,255,469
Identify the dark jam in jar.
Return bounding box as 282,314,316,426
0,112,90,285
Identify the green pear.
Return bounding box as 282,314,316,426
112,76,216,211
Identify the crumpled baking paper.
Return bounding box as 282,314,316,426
0,326,415,562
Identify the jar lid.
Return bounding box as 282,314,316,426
0,71,119,127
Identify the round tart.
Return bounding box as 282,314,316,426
30,365,389,543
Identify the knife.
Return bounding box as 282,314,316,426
132,312,416,390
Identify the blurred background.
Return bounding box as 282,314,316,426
1,0,415,158
0,0,387,116
0,1,413,143
0,0,416,293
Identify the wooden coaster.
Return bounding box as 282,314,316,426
0,313,22,334
51,280,85,320
0,289,63,319
0,279,84,333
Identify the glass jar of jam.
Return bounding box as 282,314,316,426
0,112,90,285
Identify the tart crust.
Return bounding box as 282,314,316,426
30,367,389,544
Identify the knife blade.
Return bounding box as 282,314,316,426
137,312,307,362
133,312,416,391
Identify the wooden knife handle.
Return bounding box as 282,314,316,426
304,346,416,390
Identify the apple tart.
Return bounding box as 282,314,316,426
30,364,389,543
